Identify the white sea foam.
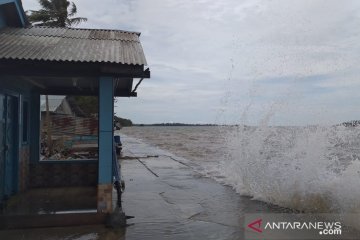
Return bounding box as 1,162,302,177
216,124,360,227
122,125,360,228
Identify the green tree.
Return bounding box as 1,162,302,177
26,0,87,27
72,96,98,117
114,116,133,127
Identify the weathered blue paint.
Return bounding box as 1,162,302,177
0,79,34,166
0,0,15,5
0,78,30,198
0,8,6,28
13,0,25,26
0,0,26,27
1,94,19,197
98,76,114,184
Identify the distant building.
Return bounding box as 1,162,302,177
40,96,72,115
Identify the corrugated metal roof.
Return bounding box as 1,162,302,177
0,26,147,65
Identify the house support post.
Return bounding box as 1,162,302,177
97,76,114,213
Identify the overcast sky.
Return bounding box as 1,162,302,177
23,0,360,125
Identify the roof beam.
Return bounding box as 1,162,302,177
0,60,150,79
38,88,136,97
20,76,46,89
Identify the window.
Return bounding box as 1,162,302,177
40,95,99,160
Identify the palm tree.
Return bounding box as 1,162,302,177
26,0,87,27
27,1,87,155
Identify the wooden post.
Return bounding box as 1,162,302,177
97,76,114,213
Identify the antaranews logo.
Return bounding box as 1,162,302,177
245,214,346,240
247,218,263,233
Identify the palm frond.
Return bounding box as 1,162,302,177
67,17,87,27
27,10,53,23
68,2,77,17
38,0,53,11
65,0,71,9
29,0,87,27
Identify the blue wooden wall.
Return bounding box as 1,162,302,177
0,78,36,197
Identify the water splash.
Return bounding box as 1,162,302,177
218,124,360,218
121,124,360,229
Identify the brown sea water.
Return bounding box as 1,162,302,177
2,125,360,239
122,125,360,218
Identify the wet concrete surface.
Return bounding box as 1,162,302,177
0,136,344,239
119,137,288,240
1,187,97,215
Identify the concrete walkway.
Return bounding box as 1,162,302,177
0,136,280,240
120,136,244,239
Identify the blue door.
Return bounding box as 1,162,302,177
1,94,18,199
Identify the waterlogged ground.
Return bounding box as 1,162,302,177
2,127,360,239
0,136,304,240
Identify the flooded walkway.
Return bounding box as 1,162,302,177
0,136,288,240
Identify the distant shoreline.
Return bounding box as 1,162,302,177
133,123,219,127
129,120,360,127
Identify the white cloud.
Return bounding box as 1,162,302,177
22,0,360,125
